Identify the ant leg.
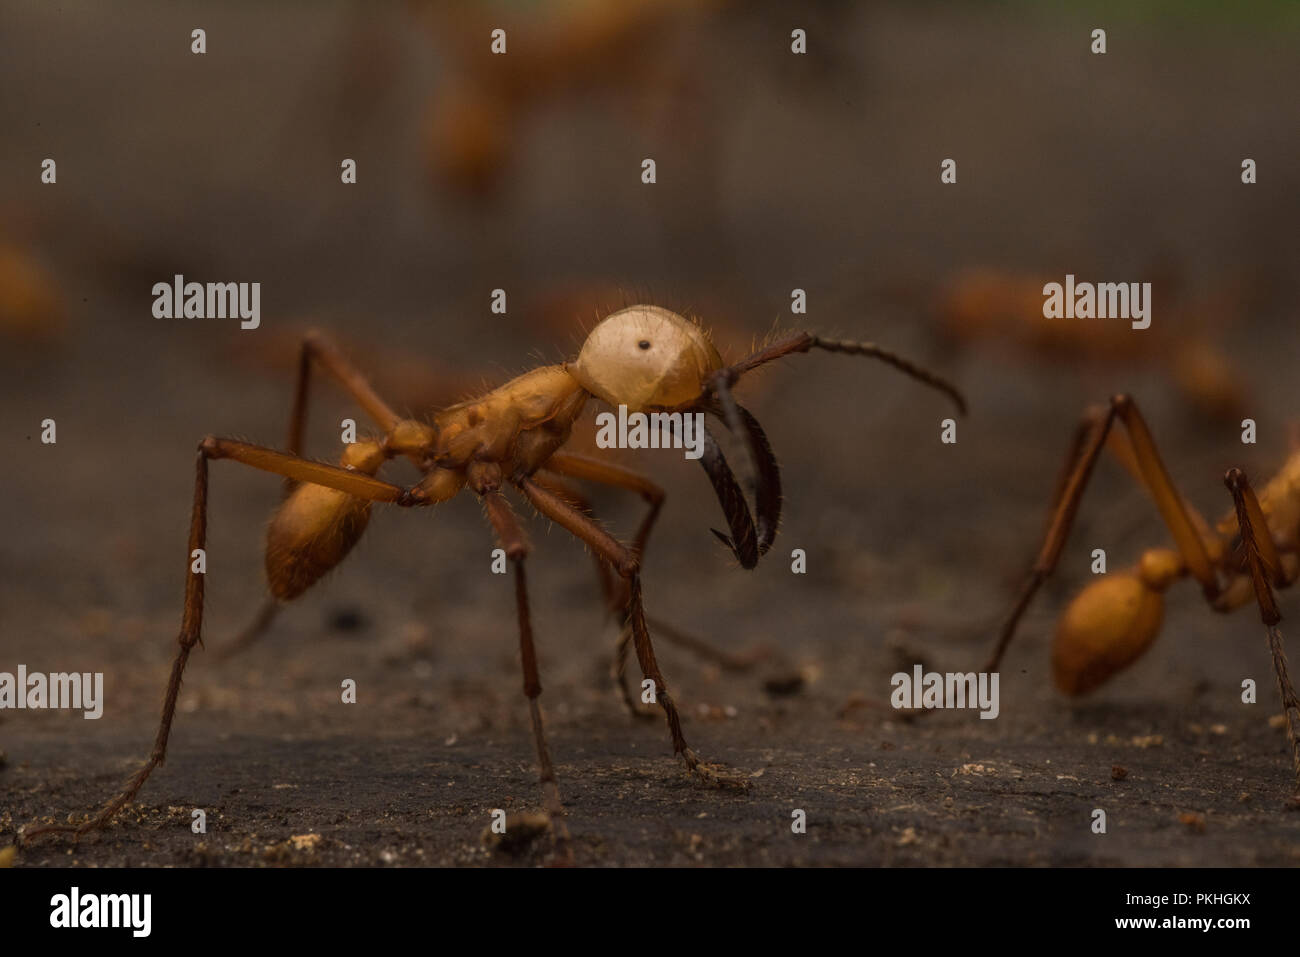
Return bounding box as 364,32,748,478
527,472,620,615
610,620,658,720
212,599,281,662
608,617,768,722
517,476,748,790
984,407,1110,672
986,394,1220,673
286,329,401,467
537,459,768,713
219,331,406,658
198,437,421,502
1225,469,1300,799
526,474,654,721
543,453,664,560
23,449,212,843
542,453,769,647
22,439,427,844
481,491,572,858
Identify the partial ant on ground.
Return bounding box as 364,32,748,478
986,394,1300,802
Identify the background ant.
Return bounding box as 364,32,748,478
986,394,1300,802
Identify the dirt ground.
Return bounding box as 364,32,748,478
3,2,1300,867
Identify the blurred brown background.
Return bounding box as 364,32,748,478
3,0,1299,866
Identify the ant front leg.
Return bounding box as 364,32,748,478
1225,469,1300,801
480,490,572,861
529,473,657,722
543,453,665,563
21,438,426,844
539,455,767,717
518,476,748,790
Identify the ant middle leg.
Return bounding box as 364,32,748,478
481,490,572,859
527,473,656,721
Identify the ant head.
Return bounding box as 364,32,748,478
569,305,723,412
1051,570,1166,695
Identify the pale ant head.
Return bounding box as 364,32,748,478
569,305,723,412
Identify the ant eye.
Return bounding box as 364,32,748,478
638,340,651,350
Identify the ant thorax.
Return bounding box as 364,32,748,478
432,364,588,473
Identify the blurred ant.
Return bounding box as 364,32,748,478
986,394,1300,801
933,268,1249,422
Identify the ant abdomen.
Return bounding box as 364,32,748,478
1052,568,1168,696
265,484,372,601
264,440,384,601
